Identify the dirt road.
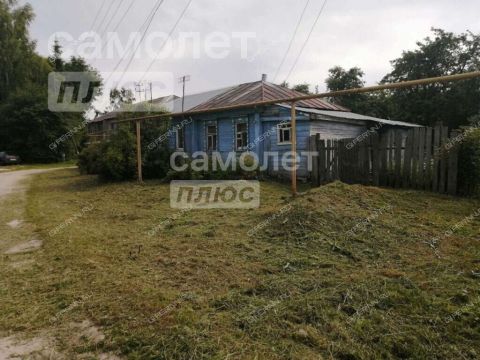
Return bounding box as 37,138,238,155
0,169,51,199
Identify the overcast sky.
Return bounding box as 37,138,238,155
23,0,480,108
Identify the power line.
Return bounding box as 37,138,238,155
97,0,126,37
94,0,119,34
89,0,108,31
92,0,134,66
283,0,328,84
273,0,310,83
140,0,194,82
112,0,166,86
111,0,135,33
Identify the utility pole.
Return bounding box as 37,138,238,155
134,82,146,102
178,75,191,112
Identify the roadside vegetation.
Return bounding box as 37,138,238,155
1,168,479,359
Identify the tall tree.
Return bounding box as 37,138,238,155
0,0,36,102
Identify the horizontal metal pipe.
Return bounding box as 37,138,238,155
113,71,480,124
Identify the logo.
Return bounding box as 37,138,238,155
170,180,260,209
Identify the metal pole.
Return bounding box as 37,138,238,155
114,71,480,125
181,76,186,112
291,102,297,196
136,120,143,182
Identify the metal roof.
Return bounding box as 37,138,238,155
277,104,422,127
190,81,348,112
171,86,234,113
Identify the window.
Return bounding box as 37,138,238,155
277,122,292,144
176,127,185,150
235,122,248,151
207,124,217,151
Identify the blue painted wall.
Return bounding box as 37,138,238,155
168,104,352,178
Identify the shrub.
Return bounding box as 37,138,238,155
98,126,137,181
78,123,172,182
458,127,480,197
164,153,261,181
77,142,102,175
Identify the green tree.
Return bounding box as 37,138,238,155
108,87,135,112
292,83,311,94
382,28,480,128
325,66,367,113
0,0,36,102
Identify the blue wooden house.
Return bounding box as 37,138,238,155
166,77,420,178
88,76,420,178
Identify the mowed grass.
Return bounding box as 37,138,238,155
0,160,76,172
1,168,480,359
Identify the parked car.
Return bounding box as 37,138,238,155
0,152,21,165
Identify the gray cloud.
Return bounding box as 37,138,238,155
24,0,480,109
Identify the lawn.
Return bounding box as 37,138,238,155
1,168,479,359
0,160,77,172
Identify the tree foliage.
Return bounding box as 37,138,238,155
325,29,480,128
0,1,102,162
325,66,367,112
382,28,480,128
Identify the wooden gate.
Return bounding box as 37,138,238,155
309,125,460,195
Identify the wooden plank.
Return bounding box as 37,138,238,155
372,132,380,186
432,125,441,192
357,141,364,184
402,130,413,187
310,135,319,186
394,131,403,188
389,131,396,187
326,139,332,182
333,140,339,181
411,127,420,188
424,127,433,191
417,127,426,190
318,139,326,184
379,133,387,186
447,130,459,196
338,140,344,182
439,126,448,194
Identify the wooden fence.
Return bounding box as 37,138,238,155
309,125,460,195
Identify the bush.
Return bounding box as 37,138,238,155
78,124,172,182
99,127,137,181
164,153,261,181
77,142,102,175
458,127,480,197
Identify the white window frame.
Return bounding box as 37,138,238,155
206,123,218,151
176,127,185,150
277,122,292,145
235,121,248,151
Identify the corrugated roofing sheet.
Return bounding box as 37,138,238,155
277,104,421,127
190,81,348,112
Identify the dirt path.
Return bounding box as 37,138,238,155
0,168,121,359
0,169,51,198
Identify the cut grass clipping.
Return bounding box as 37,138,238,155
0,169,479,359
